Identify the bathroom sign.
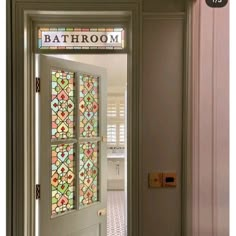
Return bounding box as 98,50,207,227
38,27,125,50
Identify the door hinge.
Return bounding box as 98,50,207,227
35,184,40,199
36,77,40,92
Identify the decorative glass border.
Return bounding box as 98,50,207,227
38,27,125,50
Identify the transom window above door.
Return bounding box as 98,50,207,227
36,27,126,51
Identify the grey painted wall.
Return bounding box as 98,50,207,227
142,16,184,236
143,0,185,12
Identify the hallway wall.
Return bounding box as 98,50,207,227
191,1,229,236
107,160,125,190
142,6,184,235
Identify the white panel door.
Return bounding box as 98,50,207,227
39,55,107,236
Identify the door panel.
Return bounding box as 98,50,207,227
39,55,107,236
70,224,100,236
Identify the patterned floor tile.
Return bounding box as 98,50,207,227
107,191,127,236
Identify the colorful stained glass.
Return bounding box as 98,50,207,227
79,142,99,208
79,74,99,137
38,27,125,50
51,144,75,216
51,69,75,139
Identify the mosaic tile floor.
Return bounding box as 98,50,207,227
107,191,127,236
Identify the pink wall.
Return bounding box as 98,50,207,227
192,1,229,235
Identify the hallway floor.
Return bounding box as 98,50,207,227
107,191,126,236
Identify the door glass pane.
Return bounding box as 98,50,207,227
51,144,76,216
51,69,75,139
79,74,99,137
79,142,99,208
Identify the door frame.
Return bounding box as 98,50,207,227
7,3,141,236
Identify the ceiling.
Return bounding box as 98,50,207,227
49,54,127,93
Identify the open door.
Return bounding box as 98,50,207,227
39,55,107,236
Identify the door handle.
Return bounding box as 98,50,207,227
97,208,107,216
102,136,107,142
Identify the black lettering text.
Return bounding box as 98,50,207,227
71,34,80,43
52,35,60,43
44,35,51,43
91,35,98,43
110,35,119,43
82,35,89,43
100,35,108,43
61,35,69,43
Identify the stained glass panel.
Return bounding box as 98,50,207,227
79,74,99,137
79,142,99,208
38,27,125,50
51,69,75,139
51,144,75,216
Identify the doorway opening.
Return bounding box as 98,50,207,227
35,54,127,236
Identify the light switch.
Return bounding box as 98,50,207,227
162,173,177,187
148,172,163,188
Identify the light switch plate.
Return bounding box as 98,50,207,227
148,172,163,188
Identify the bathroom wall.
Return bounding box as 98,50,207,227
107,159,125,190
